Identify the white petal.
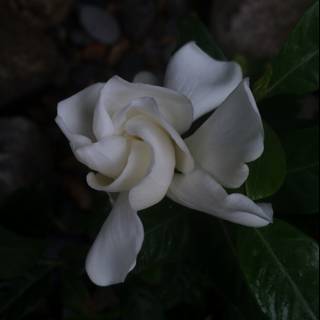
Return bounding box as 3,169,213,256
113,97,194,173
168,168,273,228
85,193,144,286
92,101,115,140
74,136,130,179
56,83,104,147
97,76,193,134
55,116,92,149
125,115,176,210
87,139,152,192
165,42,242,120
186,79,264,189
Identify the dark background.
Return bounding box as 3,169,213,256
0,0,317,319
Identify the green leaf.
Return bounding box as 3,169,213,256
178,15,226,60
136,199,190,274
236,220,319,320
0,226,45,279
276,127,319,214
124,288,166,320
190,217,266,320
246,124,287,200
0,264,54,318
255,1,319,99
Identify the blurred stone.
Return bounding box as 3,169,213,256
211,0,313,58
70,61,112,91
9,0,73,28
70,29,93,47
167,0,190,16
118,52,146,81
120,0,156,40
133,71,159,85
0,118,51,203
108,39,130,66
0,7,64,108
79,5,121,45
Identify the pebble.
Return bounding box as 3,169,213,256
133,71,159,86
79,5,121,45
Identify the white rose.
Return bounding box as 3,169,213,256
56,42,273,287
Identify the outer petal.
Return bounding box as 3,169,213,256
164,42,242,120
168,169,273,227
186,79,264,189
56,83,104,148
86,193,144,286
125,115,176,210
96,76,193,134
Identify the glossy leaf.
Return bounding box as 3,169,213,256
246,124,287,200
187,216,266,320
136,199,190,274
276,127,319,214
124,288,166,320
236,220,319,320
0,226,45,279
0,264,53,318
255,1,319,99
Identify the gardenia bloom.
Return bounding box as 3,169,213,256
56,42,273,287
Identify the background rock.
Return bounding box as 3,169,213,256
0,118,51,203
211,0,314,58
120,0,156,40
79,5,121,45
0,5,64,108
9,0,73,29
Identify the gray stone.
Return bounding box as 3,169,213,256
0,5,63,108
121,0,156,40
8,0,73,28
211,0,313,58
0,118,51,202
79,5,121,45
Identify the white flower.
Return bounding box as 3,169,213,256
56,42,273,287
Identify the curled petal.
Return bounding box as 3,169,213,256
168,169,273,228
97,76,193,134
75,136,130,179
86,193,144,286
187,79,264,189
87,140,152,192
165,42,242,120
113,97,194,173
56,83,104,148
125,115,176,210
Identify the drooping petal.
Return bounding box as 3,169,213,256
168,169,273,228
125,115,176,210
186,79,264,189
87,139,152,192
56,83,104,147
97,76,193,134
164,42,242,120
85,193,144,286
74,136,130,179
113,97,194,173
